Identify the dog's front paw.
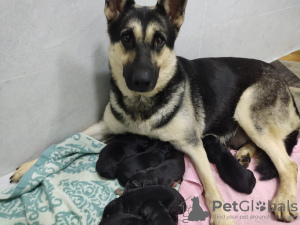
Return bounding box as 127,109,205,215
270,192,298,222
206,200,236,225
10,159,37,183
207,200,236,225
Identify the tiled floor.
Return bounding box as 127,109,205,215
280,49,300,78
280,49,300,61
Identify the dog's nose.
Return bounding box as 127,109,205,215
132,70,152,92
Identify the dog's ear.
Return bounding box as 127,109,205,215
156,0,187,32
104,0,135,22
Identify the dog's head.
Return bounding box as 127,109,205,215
104,0,187,97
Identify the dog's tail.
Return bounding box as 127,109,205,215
255,130,298,180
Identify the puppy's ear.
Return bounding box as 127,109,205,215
125,180,140,189
104,0,135,22
156,0,187,33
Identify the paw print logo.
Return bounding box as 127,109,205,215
256,201,266,211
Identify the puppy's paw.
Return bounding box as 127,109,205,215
114,188,124,196
10,159,38,183
235,151,251,168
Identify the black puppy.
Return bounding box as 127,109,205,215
96,134,150,179
116,140,172,186
126,150,184,189
98,133,254,194
99,213,147,225
97,134,185,188
140,200,177,225
102,185,186,222
202,135,256,194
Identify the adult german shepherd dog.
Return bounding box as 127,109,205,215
12,0,299,224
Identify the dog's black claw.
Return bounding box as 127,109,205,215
242,154,251,163
242,163,249,169
238,153,251,169
9,175,13,179
16,167,19,170
10,180,13,183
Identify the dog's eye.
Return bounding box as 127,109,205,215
122,34,131,43
155,36,165,47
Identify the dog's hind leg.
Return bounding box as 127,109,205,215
234,83,300,222
11,120,112,183
10,159,38,183
235,142,257,168
256,130,299,180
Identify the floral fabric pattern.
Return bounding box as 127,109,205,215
0,133,120,225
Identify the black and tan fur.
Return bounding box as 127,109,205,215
12,0,300,224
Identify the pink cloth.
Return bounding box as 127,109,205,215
178,140,300,225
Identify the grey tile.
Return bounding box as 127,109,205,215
204,0,300,29
136,0,157,6
179,0,206,35
175,31,202,60
199,7,300,62
0,0,108,81
0,55,110,175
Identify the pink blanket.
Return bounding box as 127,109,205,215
178,140,300,225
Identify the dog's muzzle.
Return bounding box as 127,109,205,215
131,69,154,92
126,68,157,92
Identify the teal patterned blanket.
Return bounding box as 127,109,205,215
0,133,120,225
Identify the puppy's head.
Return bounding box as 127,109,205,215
99,213,147,225
140,199,178,224
102,198,124,219
104,0,187,97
